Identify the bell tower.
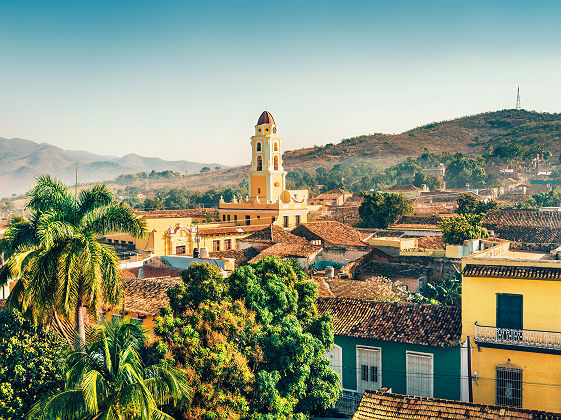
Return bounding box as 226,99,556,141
248,111,286,202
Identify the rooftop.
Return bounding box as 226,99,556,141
249,243,322,263
316,297,461,347
314,188,352,199
240,224,309,244
463,264,561,280
122,277,182,316
134,209,212,219
257,110,275,125
385,184,420,192
291,221,368,248
353,389,560,420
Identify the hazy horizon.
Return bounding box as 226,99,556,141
1,0,560,166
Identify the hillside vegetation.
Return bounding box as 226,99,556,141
284,109,561,169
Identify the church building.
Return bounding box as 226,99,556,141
219,111,309,229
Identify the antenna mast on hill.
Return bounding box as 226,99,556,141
515,86,521,110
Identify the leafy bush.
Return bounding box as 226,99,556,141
0,310,66,419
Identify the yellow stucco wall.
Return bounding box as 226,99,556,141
462,269,561,412
250,174,267,197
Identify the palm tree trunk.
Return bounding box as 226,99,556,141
74,296,86,351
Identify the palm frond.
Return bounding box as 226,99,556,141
78,184,114,219
82,204,146,238
27,389,86,420
26,174,74,216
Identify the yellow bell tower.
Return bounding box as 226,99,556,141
249,111,286,202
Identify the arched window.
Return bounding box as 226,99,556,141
257,155,263,171
256,142,262,152
273,142,278,152
274,155,279,170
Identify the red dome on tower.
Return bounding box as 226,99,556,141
257,110,275,125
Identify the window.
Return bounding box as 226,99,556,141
274,155,279,170
107,239,112,243
326,344,343,386
128,241,133,245
497,366,522,407
245,215,251,226
224,239,232,250
356,346,381,393
227,214,231,221
234,215,238,222
272,216,276,223
258,188,261,194
497,294,523,330
274,142,278,151
406,351,433,398
295,215,301,225
121,240,126,244
256,142,262,151
257,155,263,171
257,215,260,220
176,245,186,255
223,215,226,221
283,216,289,228
213,240,220,252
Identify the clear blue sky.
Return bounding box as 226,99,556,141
1,0,560,166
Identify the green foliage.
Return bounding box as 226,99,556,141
439,214,488,245
358,192,413,228
412,172,443,191
0,310,66,420
444,155,492,188
28,319,190,420
140,187,248,211
456,194,498,215
0,175,146,350
200,167,211,173
155,260,340,419
414,267,461,307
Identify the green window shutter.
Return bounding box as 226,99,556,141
496,294,523,330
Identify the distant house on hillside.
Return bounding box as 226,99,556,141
383,184,427,199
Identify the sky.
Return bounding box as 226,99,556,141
1,0,560,166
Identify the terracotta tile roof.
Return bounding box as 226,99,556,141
210,248,260,265
291,221,368,248
325,277,410,302
355,260,426,279
346,194,364,204
249,243,322,263
417,235,445,250
463,264,561,280
483,209,561,228
385,184,420,192
316,297,461,347
198,224,269,236
312,277,336,298
353,389,560,419
482,209,561,244
122,277,182,316
240,224,309,244
314,188,352,199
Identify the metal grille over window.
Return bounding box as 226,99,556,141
496,366,522,407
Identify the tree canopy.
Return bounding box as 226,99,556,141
0,309,66,420
439,214,489,245
358,192,413,228
456,194,498,215
154,260,340,419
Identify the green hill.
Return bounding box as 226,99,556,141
283,109,561,170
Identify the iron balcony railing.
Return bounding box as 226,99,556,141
475,322,561,351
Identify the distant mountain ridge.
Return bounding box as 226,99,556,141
0,137,223,197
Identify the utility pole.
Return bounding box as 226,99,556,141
515,86,521,110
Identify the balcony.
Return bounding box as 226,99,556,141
475,322,561,352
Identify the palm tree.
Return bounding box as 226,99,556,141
28,319,191,419
0,175,145,349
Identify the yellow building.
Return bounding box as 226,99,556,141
462,242,561,412
218,111,309,229
101,209,265,256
